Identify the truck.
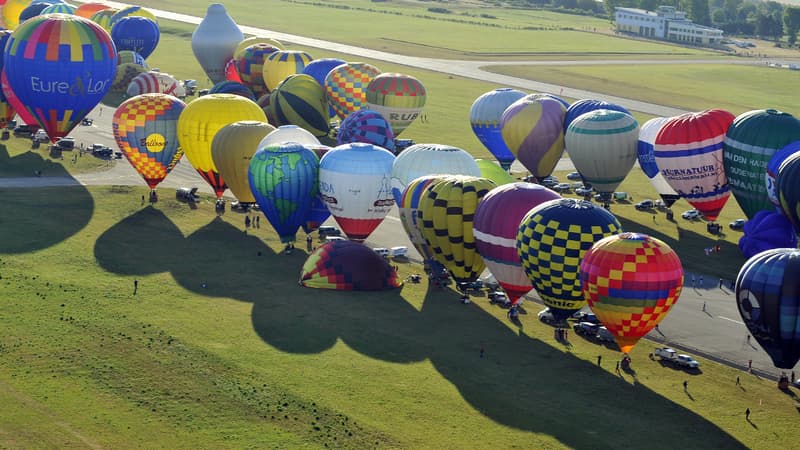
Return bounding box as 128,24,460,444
654,347,700,369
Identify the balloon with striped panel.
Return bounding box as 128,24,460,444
76,3,112,20
776,151,800,236
0,30,15,128
234,36,284,59
475,159,515,186
324,62,381,120
516,198,621,321
637,117,680,208
565,109,640,195
582,233,684,354
3,14,117,142
419,175,497,284
398,174,448,266
262,50,313,92
470,88,527,171
111,63,147,93
474,183,561,306
336,109,394,153
266,73,329,138
41,3,77,15
209,80,256,101
500,94,567,179
564,98,630,133
126,72,161,97
90,8,119,32
300,240,402,291
653,109,735,221
110,6,156,28
234,43,279,98
1,69,35,126
365,72,426,136
112,94,186,190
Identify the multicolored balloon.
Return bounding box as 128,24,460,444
302,57,345,118
474,183,561,305
75,2,111,19
767,141,800,208
653,109,735,222
301,143,332,234
738,210,797,259
111,63,147,93
581,233,684,354
266,73,329,137
191,4,243,84
0,31,15,128
500,94,567,179
736,248,800,369
3,14,117,142
41,3,76,15
637,117,680,208
318,142,396,242
234,36,284,59
234,43,279,98
111,16,160,60
470,88,527,170
249,141,319,243
2,0,33,30
325,62,381,120
390,143,481,205
336,109,394,152
419,175,496,284
90,8,118,33
776,151,800,235
300,240,402,290
262,50,313,92
1,69,34,125
177,93,267,198
117,50,147,68
517,198,621,321
211,120,275,204
112,94,186,190
475,159,515,186
365,72,426,136
565,110,639,195
110,6,156,28
399,175,447,266
723,109,800,219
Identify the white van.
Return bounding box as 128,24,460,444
389,246,408,258
373,247,390,258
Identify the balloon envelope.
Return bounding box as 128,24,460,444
365,72,426,136
637,117,680,207
191,4,243,84
111,16,160,60
390,143,481,205
260,124,320,148
738,210,797,259
234,43,279,98
262,50,313,92
212,120,275,203
75,2,110,19
736,248,800,369
336,109,394,152
325,62,380,120
209,80,256,101
767,142,800,209
475,159,515,186
300,240,402,290
564,99,630,132
776,151,800,235
581,233,684,354
398,175,447,265
470,88,526,170
302,57,345,118
501,95,566,179
267,73,329,137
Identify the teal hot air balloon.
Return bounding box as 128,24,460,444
249,141,320,245
723,109,800,219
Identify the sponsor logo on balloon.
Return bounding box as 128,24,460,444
660,164,718,180
373,198,395,207
388,112,418,121
141,133,166,152
320,193,338,205
30,75,110,96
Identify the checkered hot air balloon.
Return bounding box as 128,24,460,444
324,62,381,120
581,233,684,354
517,198,621,321
112,94,186,190
300,240,402,290
337,109,394,152
234,43,279,98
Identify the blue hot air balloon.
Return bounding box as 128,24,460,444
111,16,160,60
470,88,526,170
302,58,345,118
738,210,797,259
564,99,631,132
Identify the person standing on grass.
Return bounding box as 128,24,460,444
683,380,688,391
133,279,138,295
745,408,750,420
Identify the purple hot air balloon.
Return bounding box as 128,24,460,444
336,109,395,153
738,210,798,259
500,95,567,179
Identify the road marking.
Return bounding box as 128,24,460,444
718,316,744,325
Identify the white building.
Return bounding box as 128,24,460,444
615,6,724,45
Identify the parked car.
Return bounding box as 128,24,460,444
33,129,48,142
389,246,408,258
481,274,499,291
682,209,702,220
373,247,390,258
575,187,594,196
81,118,93,126
13,124,38,137
540,176,559,188
566,171,582,181
552,183,572,193
729,218,747,230
318,225,341,238
635,200,655,210
538,308,556,324
654,347,700,369
572,311,600,324
55,137,75,149
176,187,200,203
325,236,346,242
595,326,615,343
573,322,599,336
488,291,509,305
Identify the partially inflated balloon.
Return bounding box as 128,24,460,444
267,73,329,137
234,43,279,98
318,143,396,242
212,120,275,203
637,117,680,207
4,15,117,142
475,159,515,186
767,142,800,208
582,233,683,354
470,88,526,170
75,2,110,19
126,72,162,97
564,99,630,132
517,198,621,321
723,109,800,219
336,109,394,152
300,240,402,290
776,151,800,235
420,176,496,284
474,183,561,305
249,141,319,243
390,143,481,205
325,62,380,120
566,110,639,195
654,109,735,221
111,16,160,60
365,72,426,136
177,94,267,198
736,248,800,369
191,4,243,84
262,50,313,92
117,50,147,67
112,94,186,190
501,94,566,179
738,210,797,259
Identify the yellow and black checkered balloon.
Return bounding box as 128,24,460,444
516,198,620,320
419,175,496,283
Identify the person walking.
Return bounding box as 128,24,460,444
615,361,620,373
133,279,138,295
699,275,704,287
683,380,688,391
597,355,602,366
745,408,750,420
736,375,740,385
746,334,751,344
691,274,696,288
702,301,706,312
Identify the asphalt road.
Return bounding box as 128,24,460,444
11,1,796,378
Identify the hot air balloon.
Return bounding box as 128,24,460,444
153,72,184,98
177,93,267,198
398,175,447,269
517,198,621,321
260,124,320,147
234,36,284,59
112,93,185,192
532,92,570,109
40,3,75,15
109,6,156,28
301,143,332,234
470,88,527,170
474,183,561,306
318,142,396,242
262,50,313,92
1,69,34,126
209,80,256,101
2,0,33,30
302,57,345,118
419,175,496,291
336,109,394,152
19,2,49,22
4,14,117,142
653,109,735,222
90,8,118,32
564,99,631,132
110,16,160,60
500,94,567,179
364,72,426,136
776,151,800,235
767,141,800,209
300,240,402,290
221,58,240,83
581,233,684,354
723,109,800,219
234,43,279,98
475,159,515,186
0,30,15,128
249,141,319,245
211,120,275,204
390,143,481,205
75,2,110,19
738,210,797,259
111,63,147,93
118,50,147,68
266,73,329,137
191,4,243,84
637,117,680,208
736,248,800,369
565,110,639,196
325,62,381,120
126,73,161,99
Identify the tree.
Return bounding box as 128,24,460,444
755,11,783,39
784,6,800,45
689,0,712,25
640,0,660,12
724,0,743,22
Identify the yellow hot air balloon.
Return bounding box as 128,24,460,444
234,36,284,59
475,159,515,186
262,50,313,92
211,120,276,203
177,94,267,198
